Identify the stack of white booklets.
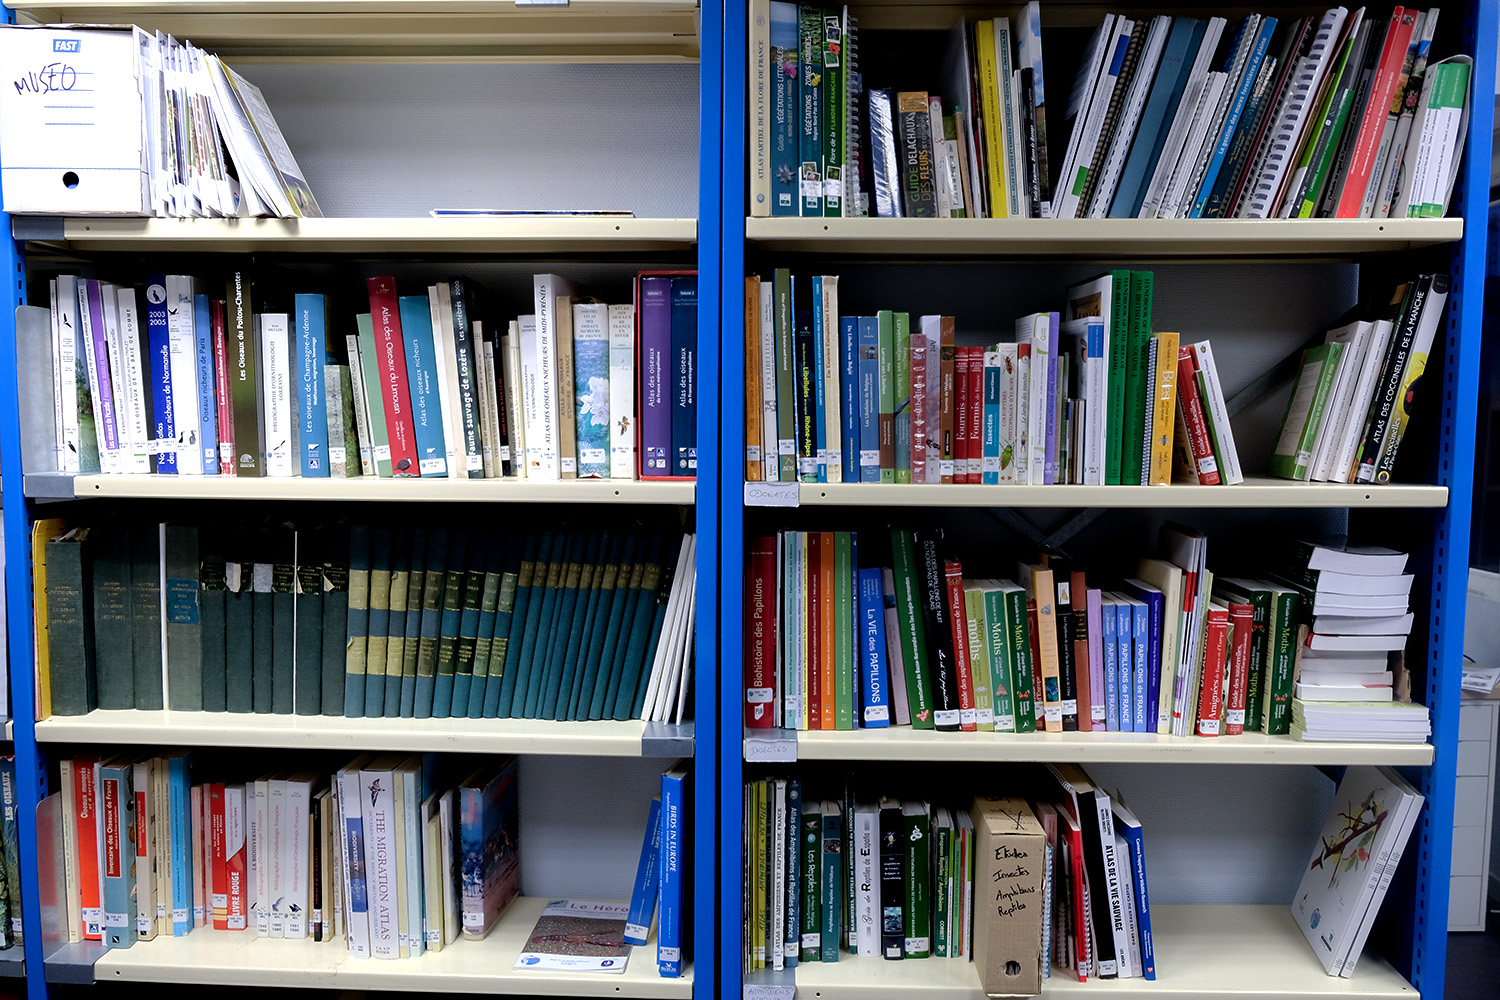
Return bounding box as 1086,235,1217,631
1292,765,1423,977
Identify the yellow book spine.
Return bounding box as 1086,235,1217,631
1148,332,1180,485
975,20,1008,218
746,277,764,482
964,587,995,732
754,780,767,968
1028,565,1063,732
32,517,67,720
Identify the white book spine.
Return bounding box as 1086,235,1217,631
1189,342,1243,485
54,276,82,473
1061,19,1131,219
757,284,778,482
359,768,399,959
133,761,156,937
928,99,953,218
167,277,203,474
437,283,470,477
285,779,310,939
76,282,119,473
259,313,293,477
1160,72,1227,219
1114,833,1139,977
1309,323,1368,481
345,334,375,476
49,278,66,468
503,322,526,478
994,19,1024,218
607,304,638,480
334,769,370,957
268,778,287,937
1055,15,1116,220
820,276,842,482
401,769,424,957
529,274,577,480
115,288,152,473
1023,316,1048,484
997,344,1018,483
1142,17,1227,217
481,327,507,474
1331,319,1393,481
427,286,460,477
1090,16,1169,218
438,790,459,945
1094,793,1125,977
854,803,879,958
100,284,132,470
518,313,550,479
1015,348,1031,484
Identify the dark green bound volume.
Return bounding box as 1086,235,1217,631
320,526,350,717
199,533,228,712
363,528,393,719
492,533,541,718
228,271,263,477
131,524,164,710
250,549,275,713
480,540,524,719
224,554,254,713
569,533,624,721
382,532,410,719
449,534,490,718
343,525,371,717
271,530,296,715
431,531,469,720
399,528,427,718
519,533,570,719
413,528,446,720
613,535,666,720
590,536,643,720
294,529,323,716
164,524,202,711
91,526,135,710
47,530,97,715
531,533,587,719
466,536,505,720
550,532,603,721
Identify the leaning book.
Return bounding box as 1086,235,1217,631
514,899,632,973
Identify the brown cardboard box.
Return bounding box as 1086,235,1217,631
969,796,1047,997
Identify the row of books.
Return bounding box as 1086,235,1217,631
0,760,21,950
749,4,1472,222
744,269,1244,488
36,519,697,727
58,750,689,975
744,764,1155,991
1270,273,1449,484
38,270,697,482
746,529,1418,739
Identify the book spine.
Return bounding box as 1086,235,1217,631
1225,602,1254,735
875,311,895,481
1264,592,1300,735
769,2,800,215
916,532,962,731
857,317,879,482
897,92,936,217
822,15,845,217
889,529,934,728
670,276,699,477
867,90,903,217
447,279,485,477
939,318,956,482
983,589,1015,732
1195,610,1229,736
345,334,376,476
607,304,637,480
624,796,662,945
820,804,841,962
943,563,977,731
640,276,674,477
225,273,261,476
878,802,905,958
366,278,419,476
1174,347,1221,484
658,767,686,976
398,295,448,477
798,5,825,215
909,335,928,483
859,566,891,727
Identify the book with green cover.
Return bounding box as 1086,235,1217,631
1261,582,1301,735
834,532,855,730
821,12,844,218
414,528,446,720
980,583,1015,733
226,549,255,714
293,533,323,716
493,533,543,718
319,526,349,717
431,530,469,719
589,536,640,720
612,536,666,720
1106,270,1131,483
799,3,825,215
819,801,841,962
598,539,652,720
520,533,570,718
877,310,895,482
467,535,505,719
901,801,931,958
889,529,935,728
131,524,164,710
382,531,410,718
1004,582,1037,733
449,536,490,718
200,531,228,713
1120,272,1153,486
400,529,426,718
963,586,996,732
551,533,601,720
933,810,950,957
1269,342,1344,480
91,527,134,710
569,534,624,721
46,530,97,716
893,313,911,483
1215,578,1271,731
363,528,392,718
343,525,372,717
251,543,276,714
355,313,393,477
530,533,584,719
481,539,525,719
800,801,821,961
774,268,797,481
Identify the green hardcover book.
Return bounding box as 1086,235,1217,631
343,525,372,718
1104,270,1131,484
382,532,410,719
1003,583,1036,733
413,528,447,720
1215,578,1271,732
902,802,931,958
199,531,228,713
270,530,296,715
963,586,995,732
1120,271,1153,485
493,533,542,718
889,529,935,728
449,535,490,718
325,362,362,478
1269,342,1345,481
798,3,825,215
319,526,349,717
502,532,555,718
774,268,797,481
131,524,164,710
355,313,394,478
893,313,911,483
294,533,323,717
227,271,263,477
981,584,1016,733
611,536,666,720
549,533,601,720
251,540,275,713
933,810,950,957
466,535,505,720
821,13,844,218
164,524,202,712
46,530,97,716
532,534,586,719
568,534,624,721
91,527,134,710
400,529,426,718
517,532,567,719
833,531,854,731
362,528,392,718
801,802,821,960
843,781,856,952
592,539,645,720
482,540,525,719
819,800,841,962
1261,583,1301,736
877,309,895,482
225,552,254,714
431,530,469,720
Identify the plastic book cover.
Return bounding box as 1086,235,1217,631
459,756,519,939
516,900,632,973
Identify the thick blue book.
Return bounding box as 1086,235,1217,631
670,276,698,477
413,529,447,720
493,533,544,718
447,534,487,718
343,526,372,717
551,532,603,720
193,293,218,474
1109,18,1205,218
1101,597,1119,731
363,528,394,718
505,532,560,718
295,293,331,478
1190,17,1277,218
430,530,468,719
593,537,647,720
1132,599,1152,734
611,535,666,720
624,796,662,945
144,274,177,473
383,532,411,719
398,294,448,477
481,539,527,719
570,533,627,720
520,533,574,718
785,779,802,968
858,566,891,728
658,762,687,976
1112,801,1156,979
811,276,828,483
1117,599,1135,732
840,317,859,481
168,754,194,935
530,533,587,718
857,317,879,483
466,535,506,720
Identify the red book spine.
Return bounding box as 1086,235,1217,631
211,298,235,474
1070,570,1092,730
1027,599,1043,730
227,788,247,931
76,758,102,940
1175,348,1221,484
807,532,822,730
910,341,928,483
365,276,420,476
210,784,228,929
943,561,977,731
1335,9,1419,217
1225,602,1254,735
746,536,777,729
953,348,971,485
1067,822,1089,981
1196,609,1231,736
939,319,955,483
965,346,984,483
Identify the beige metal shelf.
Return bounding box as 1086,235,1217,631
744,216,1463,258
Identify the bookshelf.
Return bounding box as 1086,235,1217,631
720,5,1494,1000
0,3,721,999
